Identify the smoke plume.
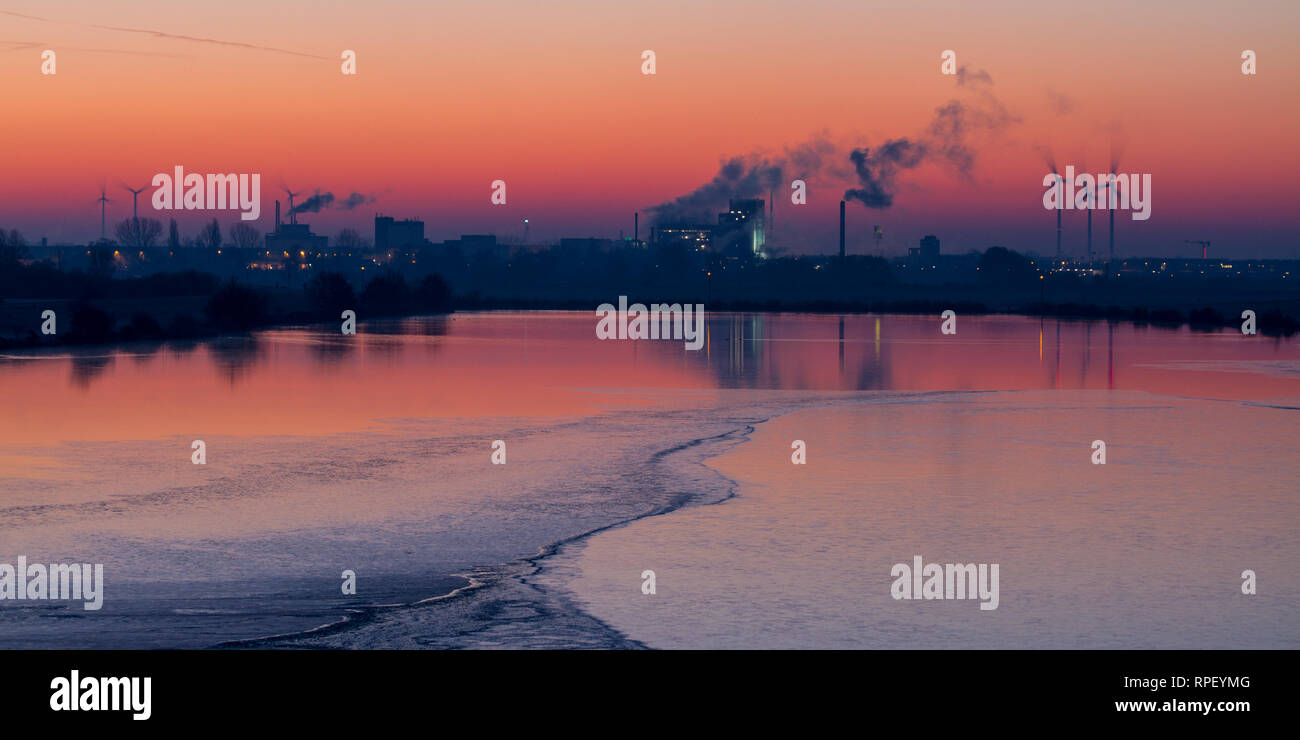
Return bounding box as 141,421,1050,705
288,191,377,214
845,66,1016,209
644,134,840,226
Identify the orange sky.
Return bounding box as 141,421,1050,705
2,1,1298,255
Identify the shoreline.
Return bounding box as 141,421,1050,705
3,299,1295,355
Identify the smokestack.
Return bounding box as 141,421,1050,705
1087,208,1093,260
1056,204,1062,258
839,200,846,258
1055,175,1062,259
769,188,774,242
275,200,281,232
634,212,638,242
1109,208,1115,261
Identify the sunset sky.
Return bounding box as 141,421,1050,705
2,0,1298,257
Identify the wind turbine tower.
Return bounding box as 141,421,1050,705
94,187,112,241
123,184,147,220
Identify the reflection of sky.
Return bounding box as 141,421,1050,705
1,312,1297,455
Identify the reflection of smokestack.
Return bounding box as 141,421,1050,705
634,212,638,242
839,200,846,258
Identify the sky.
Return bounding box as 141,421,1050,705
2,0,1298,258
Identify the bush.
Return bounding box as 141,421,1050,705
415,273,453,313
977,246,1040,286
65,302,115,344
304,271,356,319
123,312,165,341
359,270,411,317
205,279,268,332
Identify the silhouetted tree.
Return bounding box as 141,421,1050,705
66,302,115,344
359,269,411,316
88,245,117,277
415,273,453,312
168,219,180,249
977,246,1040,286
229,222,261,250
304,271,356,318
124,312,165,341
114,217,163,249
335,228,367,252
205,279,268,332
0,229,29,266
201,219,222,250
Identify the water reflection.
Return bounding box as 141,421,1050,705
69,352,114,389
0,312,1296,448
208,335,264,386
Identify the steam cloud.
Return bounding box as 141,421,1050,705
290,191,377,214
645,136,841,226
845,66,1016,209
646,65,1017,221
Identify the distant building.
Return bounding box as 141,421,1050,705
653,199,765,258
716,198,766,258
919,235,940,261
374,216,425,251
435,234,507,261
654,226,713,251
265,222,327,261
559,237,618,253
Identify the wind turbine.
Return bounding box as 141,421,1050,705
122,183,147,220
1098,178,1117,262
1052,172,1064,259
94,187,112,241
283,186,300,225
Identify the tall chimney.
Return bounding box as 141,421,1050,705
1056,205,1062,259
275,200,281,232
1086,208,1092,260
634,212,639,242
1109,208,1115,261
1055,175,1062,259
839,200,846,258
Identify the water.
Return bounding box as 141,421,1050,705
0,312,1296,648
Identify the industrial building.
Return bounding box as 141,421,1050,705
264,200,327,264
374,216,425,252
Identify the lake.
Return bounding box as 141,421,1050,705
0,311,1296,648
